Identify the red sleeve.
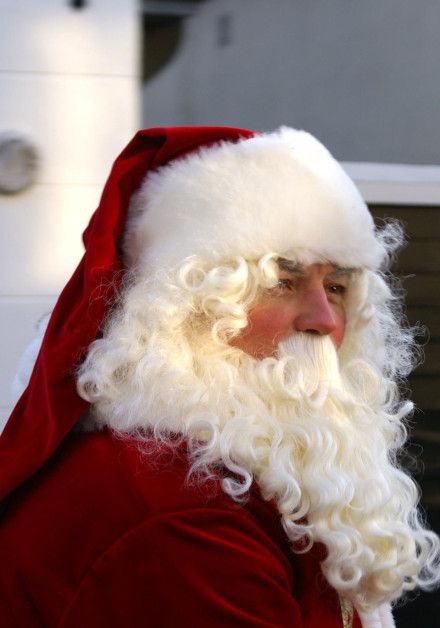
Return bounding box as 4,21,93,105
59,507,303,628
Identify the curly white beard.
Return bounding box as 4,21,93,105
78,310,440,614
251,334,420,610
176,333,437,613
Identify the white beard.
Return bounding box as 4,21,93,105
183,333,429,613
76,244,440,616
277,332,343,397
80,328,438,613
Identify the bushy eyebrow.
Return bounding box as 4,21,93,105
326,268,355,279
277,258,355,278
277,258,306,274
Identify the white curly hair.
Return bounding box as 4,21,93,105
77,222,440,613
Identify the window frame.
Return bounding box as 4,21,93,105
343,162,440,205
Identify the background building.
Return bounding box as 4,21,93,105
0,0,138,424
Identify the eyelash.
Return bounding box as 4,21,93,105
326,284,346,295
276,279,347,295
276,278,295,291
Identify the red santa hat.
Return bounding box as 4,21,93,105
0,125,383,504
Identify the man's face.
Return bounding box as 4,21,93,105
231,261,352,359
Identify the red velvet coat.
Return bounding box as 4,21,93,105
0,428,361,627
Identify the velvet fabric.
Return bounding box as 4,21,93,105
0,429,360,627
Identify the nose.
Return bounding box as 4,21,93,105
293,286,338,337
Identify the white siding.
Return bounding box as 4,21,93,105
0,0,139,429
142,0,440,166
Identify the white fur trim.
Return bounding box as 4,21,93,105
358,604,395,628
126,127,386,272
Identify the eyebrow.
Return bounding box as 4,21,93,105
326,268,355,279
277,258,355,278
277,258,307,275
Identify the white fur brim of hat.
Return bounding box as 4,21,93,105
125,127,386,272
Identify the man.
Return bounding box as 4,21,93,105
0,126,439,627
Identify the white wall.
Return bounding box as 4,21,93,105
0,0,139,428
142,0,440,165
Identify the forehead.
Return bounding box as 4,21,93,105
277,258,354,278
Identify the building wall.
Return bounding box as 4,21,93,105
142,0,440,165
0,0,139,428
370,205,440,625
372,204,440,439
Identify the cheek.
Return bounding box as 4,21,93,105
248,306,293,337
236,304,295,358
331,309,347,348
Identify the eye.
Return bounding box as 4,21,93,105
326,283,347,296
328,284,345,293
276,278,294,291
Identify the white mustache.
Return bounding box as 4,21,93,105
276,334,342,404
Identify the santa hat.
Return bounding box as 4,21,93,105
0,125,382,504
126,127,385,275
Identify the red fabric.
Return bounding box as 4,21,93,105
0,430,360,627
0,126,254,504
